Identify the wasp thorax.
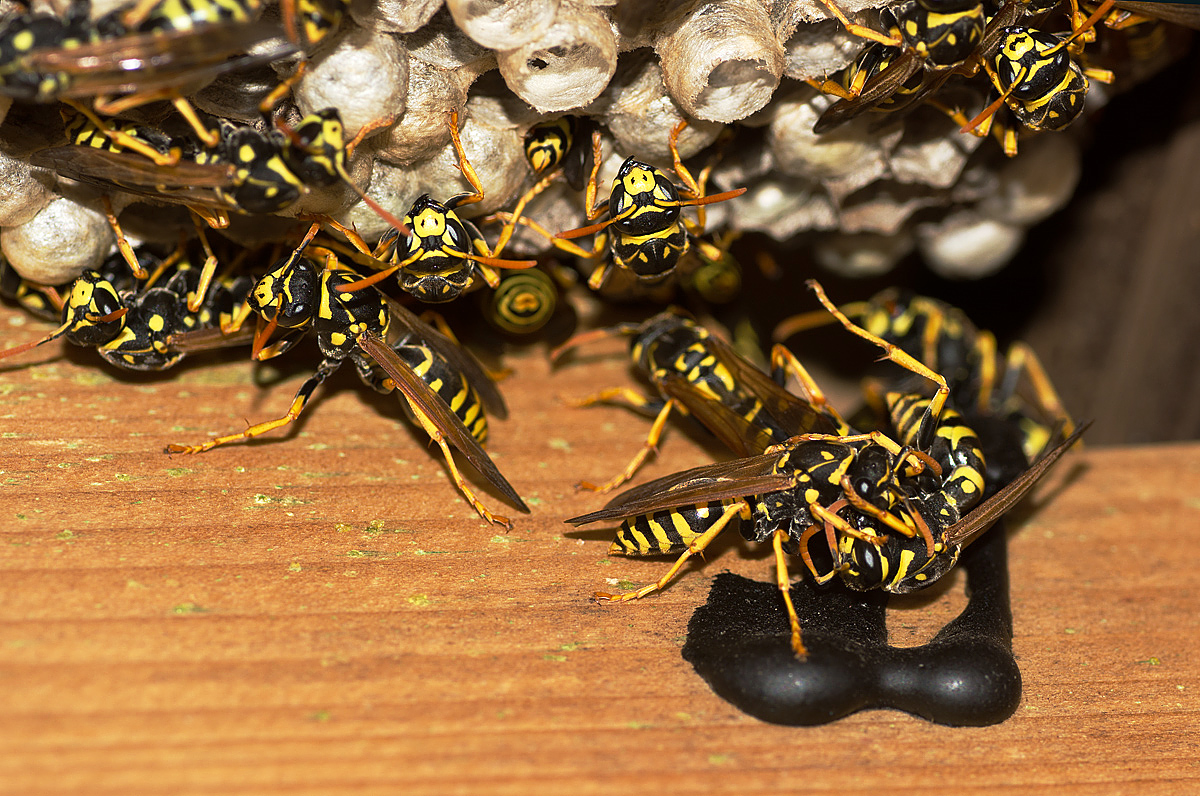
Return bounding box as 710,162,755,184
399,271,472,304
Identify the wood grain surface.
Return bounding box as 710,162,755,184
1,297,1197,796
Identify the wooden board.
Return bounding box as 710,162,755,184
1,300,1198,796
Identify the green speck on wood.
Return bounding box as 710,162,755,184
172,602,207,615
543,654,568,662
165,468,192,477
407,594,431,606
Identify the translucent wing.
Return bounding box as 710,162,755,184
25,22,295,98
357,330,527,511
383,296,508,419
566,452,793,525
945,421,1090,547
29,146,235,210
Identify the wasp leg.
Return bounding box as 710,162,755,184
578,397,677,493
443,110,485,211
809,280,950,450
816,0,902,48
165,360,339,454
773,528,808,658
407,401,513,530
185,215,220,313
769,343,850,430
797,524,841,584
1001,341,1076,440
260,60,308,114
490,171,561,257
101,196,148,280
595,500,748,601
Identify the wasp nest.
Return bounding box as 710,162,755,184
0,0,1183,286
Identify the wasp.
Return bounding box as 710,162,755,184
774,287,1077,464
335,111,536,304
0,245,255,371
552,307,850,492
569,282,1084,655
810,0,1101,137
165,226,528,529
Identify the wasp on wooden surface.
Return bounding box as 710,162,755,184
551,307,850,493
165,225,528,528
569,281,1087,655
0,244,256,371
334,111,537,304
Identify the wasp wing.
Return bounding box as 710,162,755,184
357,330,527,512
1113,1,1200,28
698,332,843,436
28,22,296,98
29,146,235,210
163,324,257,353
382,296,509,420
567,452,793,525
945,421,1090,547
813,54,924,134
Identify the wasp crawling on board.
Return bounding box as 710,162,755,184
0,245,256,371
165,226,529,529
552,308,848,492
568,281,1087,656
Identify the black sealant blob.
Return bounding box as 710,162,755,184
681,524,1020,726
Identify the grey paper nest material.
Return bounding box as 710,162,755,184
1,0,1163,285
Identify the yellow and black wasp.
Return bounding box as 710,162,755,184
335,111,537,304
568,281,1086,656
552,307,849,492
0,0,293,146
0,244,256,371
809,0,1089,136
555,121,745,291
31,106,399,308
165,226,529,528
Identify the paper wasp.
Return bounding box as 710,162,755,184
552,307,850,492
811,0,1114,141
0,245,255,371
335,111,537,304
165,226,528,529
775,287,1077,465
569,281,1084,655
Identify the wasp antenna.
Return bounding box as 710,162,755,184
676,186,747,208
333,265,399,294
0,321,74,361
